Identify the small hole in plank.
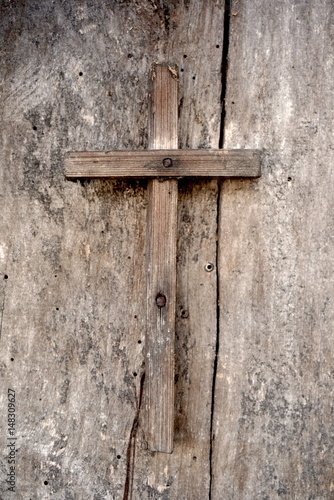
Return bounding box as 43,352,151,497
192,76,196,80
117,455,121,459
4,274,8,280
79,71,83,76
193,456,197,461
183,54,187,58
32,125,37,131
287,177,292,181
216,44,220,48
180,68,184,72
11,358,14,362
137,340,142,344
133,372,137,377
44,481,49,486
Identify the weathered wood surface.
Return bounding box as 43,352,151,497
146,64,178,453
212,1,334,499
65,149,261,178
0,1,224,498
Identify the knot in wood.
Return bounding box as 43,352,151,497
162,157,173,168
156,294,167,308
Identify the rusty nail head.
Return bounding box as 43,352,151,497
156,294,166,308
162,158,173,168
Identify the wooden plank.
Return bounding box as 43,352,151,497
65,149,261,179
134,1,225,494
146,64,178,453
0,1,225,498
212,1,334,498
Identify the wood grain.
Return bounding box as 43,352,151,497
146,64,178,453
65,149,260,179
0,1,226,498
212,1,334,498
135,1,226,491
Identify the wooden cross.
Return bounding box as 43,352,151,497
65,64,260,454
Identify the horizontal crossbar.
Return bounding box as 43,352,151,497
65,149,261,179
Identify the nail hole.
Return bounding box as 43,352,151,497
133,372,137,377
3,274,8,280
193,456,197,461
79,71,83,76
137,340,142,344
183,54,187,58
117,455,121,459
54,275,57,277
181,309,189,319
180,68,184,72
10,358,14,362
287,177,292,181
44,481,49,485
216,44,220,48
55,307,59,311
128,53,133,58
205,263,214,272
192,76,196,80
32,125,37,131
134,315,137,319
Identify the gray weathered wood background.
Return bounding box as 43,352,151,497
0,1,333,499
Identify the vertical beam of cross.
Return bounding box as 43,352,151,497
146,65,178,453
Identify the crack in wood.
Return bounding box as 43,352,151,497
219,0,231,149
210,0,231,496
209,180,222,499
123,371,145,500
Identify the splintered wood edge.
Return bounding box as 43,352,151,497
65,149,261,179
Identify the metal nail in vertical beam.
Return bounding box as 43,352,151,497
146,64,178,453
